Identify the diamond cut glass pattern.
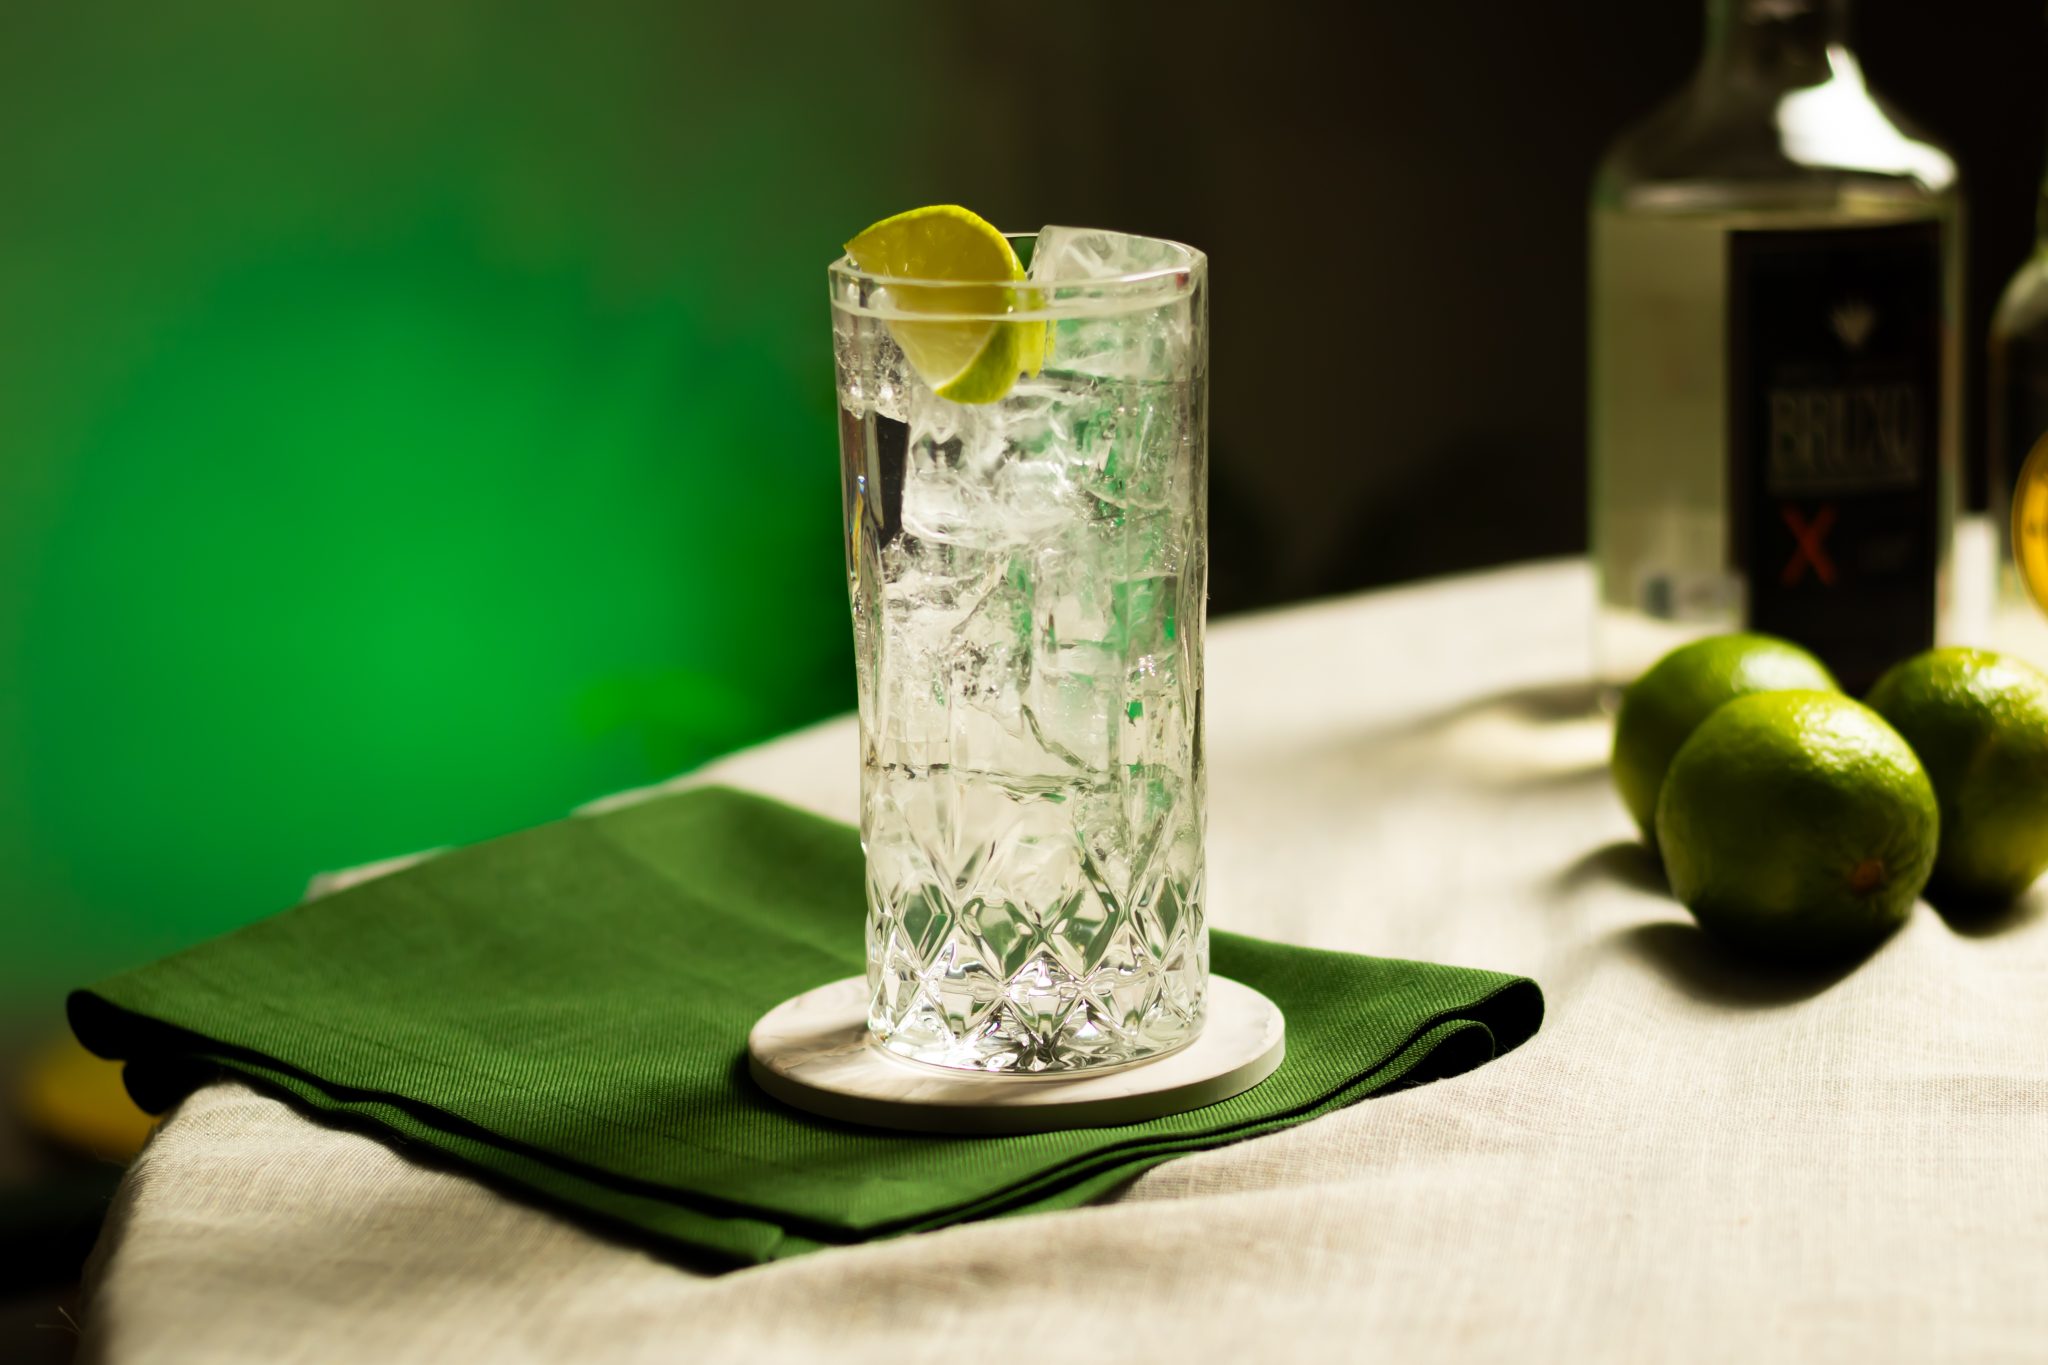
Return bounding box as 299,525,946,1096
831,228,1209,1072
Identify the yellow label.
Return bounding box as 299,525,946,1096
2015,433,2048,615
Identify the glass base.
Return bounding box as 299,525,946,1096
750,975,1280,1133
868,1001,1207,1074
867,1024,1200,1081
867,942,1207,1075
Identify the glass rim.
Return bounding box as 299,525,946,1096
828,230,1205,321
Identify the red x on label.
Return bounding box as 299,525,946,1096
1780,503,1838,586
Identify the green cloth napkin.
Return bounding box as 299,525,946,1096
70,785,1542,1268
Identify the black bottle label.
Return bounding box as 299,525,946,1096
1727,221,1942,692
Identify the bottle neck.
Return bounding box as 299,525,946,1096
2039,30,2048,247
1704,0,1849,87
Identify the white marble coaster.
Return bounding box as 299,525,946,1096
747,976,1286,1134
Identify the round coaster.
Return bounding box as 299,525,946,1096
746,975,1285,1134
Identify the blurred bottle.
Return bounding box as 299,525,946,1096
1590,0,1963,694
1989,60,2048,668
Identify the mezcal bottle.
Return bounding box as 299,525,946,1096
1590,0,1961,693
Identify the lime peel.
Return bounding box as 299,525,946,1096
844,204,1037,404
1868,647,2048,908
1655,690,1937,964
1610,633,1838,841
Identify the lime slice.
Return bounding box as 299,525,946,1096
845,205,1040,404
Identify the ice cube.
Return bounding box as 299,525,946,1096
1029,226,1191,284
1029,226,1197,384
946,565,1032,726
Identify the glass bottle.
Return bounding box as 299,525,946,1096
1989,92,2048,668
1590,0,1962,694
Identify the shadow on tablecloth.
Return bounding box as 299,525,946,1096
1553,841,1664,898
1611,921,1868,1009
1928,885,2047,939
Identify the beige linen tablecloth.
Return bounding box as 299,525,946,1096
77,561,2048,1363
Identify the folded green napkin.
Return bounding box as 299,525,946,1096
70,785,1541,1267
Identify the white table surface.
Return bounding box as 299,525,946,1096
77,560,2048,1363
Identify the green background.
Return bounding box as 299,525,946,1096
0,2,1008,1004
6,1,2040,1014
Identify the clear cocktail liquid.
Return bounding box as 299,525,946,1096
832,230,1209,1072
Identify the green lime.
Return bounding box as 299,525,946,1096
1612,634,1838,841
1866,647,2048,908
1656,691,1937,964
844,205,1043,404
